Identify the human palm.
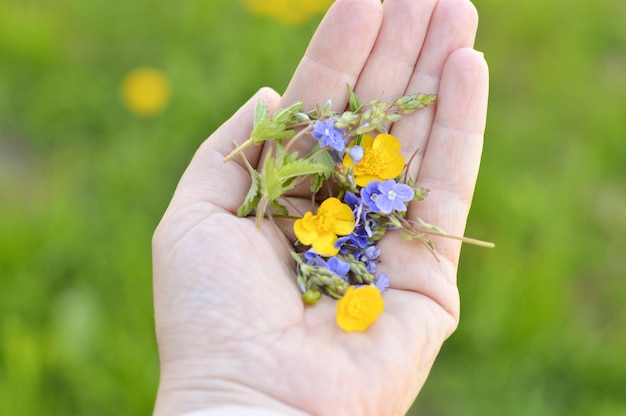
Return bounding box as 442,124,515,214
152,0,489,415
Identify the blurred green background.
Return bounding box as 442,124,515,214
1,0,625,414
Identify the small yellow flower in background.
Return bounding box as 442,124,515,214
243,0,334,25
294,197,355,256
336,286,384,332
343,133,406,187
121,68,170,116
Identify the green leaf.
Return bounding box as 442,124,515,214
261,156,284,201
309,149,335,193
311,148,335,170
254,99,270,127
237,171,262,217
347,84,361,112
270,199,289,216
271,100,304,125
251,121,295,142
250,100,301,142
310,174,325,193
278,158,333,182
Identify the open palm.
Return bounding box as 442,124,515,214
152,0,489,414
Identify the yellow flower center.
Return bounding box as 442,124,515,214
358,148,384,176
313,212,333,232
346,298,365,318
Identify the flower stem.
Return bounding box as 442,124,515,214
223,139,253,163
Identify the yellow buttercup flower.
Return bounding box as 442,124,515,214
343,133,406,187
294,197,355,256
336,286,384,332
243,0,334,25
121,68,170,116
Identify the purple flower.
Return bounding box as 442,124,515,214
336,226,370,252
325,256,351,276
305,250,351,279
359,246,381,273
363,246,381,260
374,273,390,291
343,191,367,226
361,181,383,213
312,118,345,151
362,179,414,214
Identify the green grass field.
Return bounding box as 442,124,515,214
1,0,625,414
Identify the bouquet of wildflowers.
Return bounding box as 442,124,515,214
223,87,491,332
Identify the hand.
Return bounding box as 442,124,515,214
152,0,488,414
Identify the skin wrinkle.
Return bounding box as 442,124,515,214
381,246,461,319
159,371,311,416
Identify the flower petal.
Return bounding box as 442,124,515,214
373,133,401,154
294,212,316,245
313,232,339,256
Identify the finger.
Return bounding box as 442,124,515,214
354,0,439,103
166,87,282,215
280,0,383,111
411,48,489,265
390,0,479,168
374,49,487,313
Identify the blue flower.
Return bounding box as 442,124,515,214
359,246,381,273
361,179,414,214
312,118,345,151
304,249,351,279
361,181,383,213
374,273,390,291
343,192,366,225
325,256,351,276
335,226,370,252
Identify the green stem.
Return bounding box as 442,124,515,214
223,138,253,163
256,196,269,229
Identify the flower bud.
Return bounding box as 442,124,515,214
348,145,364,164
302,289,322,305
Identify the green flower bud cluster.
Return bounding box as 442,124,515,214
334,93,437,137
332,164,358,193
394,93,438,114
338,254,375,285
296,260,350,303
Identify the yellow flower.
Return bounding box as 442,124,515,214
343,133,406,187
294,197,355,256
243,0,334,25
121,68,170,116
336,286,384,332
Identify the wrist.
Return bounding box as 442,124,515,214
153,362,310,416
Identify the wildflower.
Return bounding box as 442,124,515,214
360,246,381,273
243,0,333,25
335,226,370,252
121,68,170,116
312,118,345,151
342,192,366,226
336,286,384,332
294,197,355,256
361,180,414,214
374,273,390,291
343,134,405,186
305,251,351,279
